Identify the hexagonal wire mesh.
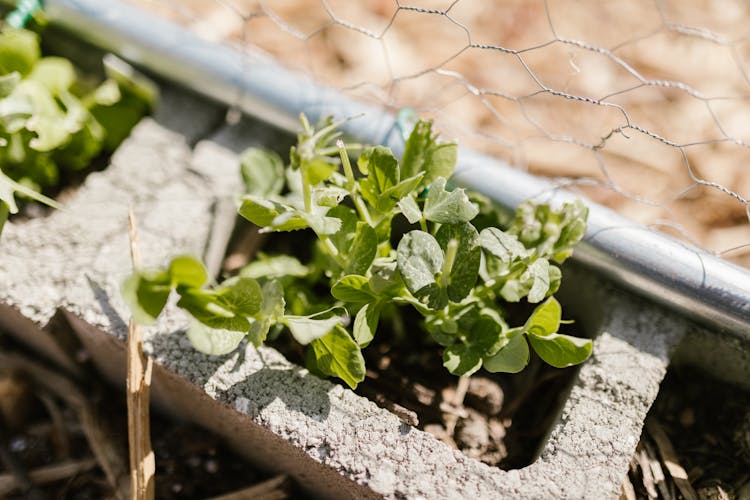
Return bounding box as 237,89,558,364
125,0,750,267
28,0,744,336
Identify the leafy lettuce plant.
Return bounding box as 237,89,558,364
0,25,155,233
123,115,592,389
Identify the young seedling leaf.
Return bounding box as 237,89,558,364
397,230,443,297
121,272,171,325
478,227,526,263
526,258,551,303
248,280,285,346
483,331,530,373
423,177,478,224
331,275,375,303
285,314,342,345
345,222,377,276
442,343,483,377
238,196,285,227
369,258,403,296
216,277,263,316
524,296,561,336
401,120,457,185
240,147,285,197
309,325,366,389
435,222,480,302
169,255,208,288
28,57,75,94
240,254,308,279
527,332,592,368
358,146,399,210
397,195,422,224
186,317,246,356
177,290,250,332
0,28,40,76
353,301,381,347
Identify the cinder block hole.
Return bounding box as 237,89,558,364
218,205,594,470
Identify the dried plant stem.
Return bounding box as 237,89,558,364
126,208,155,500
443,375,471,437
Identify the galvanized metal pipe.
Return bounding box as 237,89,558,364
30,0,750,338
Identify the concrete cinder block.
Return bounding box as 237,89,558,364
1,89,693,498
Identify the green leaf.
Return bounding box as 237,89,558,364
397,195,422,224
526,259,551,303
313,186,348,207
28,57,75,94
297,212,342,235
216,277,263,316
401,120,457,185
240,254,309,279
238,196,288,227
483,330,530,373
478,227,527,263
285,314,341,345
169,255,208,288
369,258,402,296
423,177,478,224
177,289,250,332
309,325,366,389
331,275,375,303
435,222,480,302
397,230,443,297
0,28,40,76
248,280,285,346
89,79,121,106
240,147,285,197
0,72,20,98
121,272,171,325
345,222,377,275
442,343,482,377
186,318,246,356
527,332,592,368
358,146,399,211
380,172,425,202
303,157,337,185
524,297,561,336
327,205,358,254
353,301,381,347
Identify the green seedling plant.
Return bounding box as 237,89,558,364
0,24,156,234
123,115,592,389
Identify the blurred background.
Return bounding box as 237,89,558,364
126,0,750,267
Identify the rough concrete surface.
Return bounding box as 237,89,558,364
0,85,697,499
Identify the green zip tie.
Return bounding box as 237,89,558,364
6,0,43,29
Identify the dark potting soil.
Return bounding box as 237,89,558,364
269,316,580,470
623,368,750,499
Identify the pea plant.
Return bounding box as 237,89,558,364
0,25,155,234
123,115,592,389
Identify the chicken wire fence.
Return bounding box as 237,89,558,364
123,0,750,268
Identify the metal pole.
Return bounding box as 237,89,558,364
32,0,750,339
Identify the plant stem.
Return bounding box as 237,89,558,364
439,239,458,288
337,139,373,226
301,169,312,213
0,202,8,236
